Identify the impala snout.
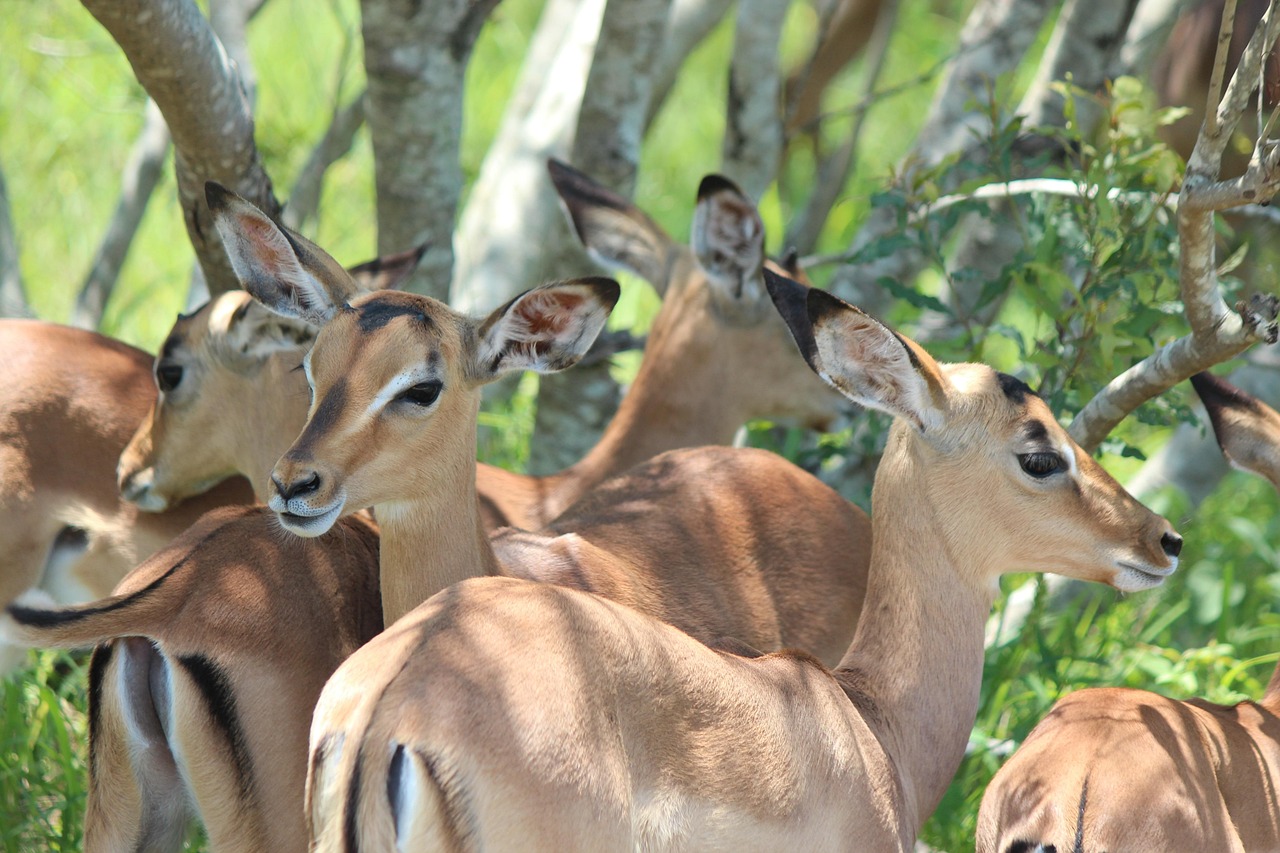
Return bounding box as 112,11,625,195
118,465,170,512
1113,518,1182,592
269,459,345,537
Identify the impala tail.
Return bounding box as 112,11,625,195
310,734,463,853
2,569,176,650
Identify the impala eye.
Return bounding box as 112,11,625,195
398,381,442,408
1018,451,1065,479
156,363,184,393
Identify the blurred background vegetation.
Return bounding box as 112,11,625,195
3,0,1280,850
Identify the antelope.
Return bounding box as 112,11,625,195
117,159,845,530
3,506,382,852
0,320,252,672
302,271,1182,852
210,179,869,657
117,249,424,508
976,371,1280,853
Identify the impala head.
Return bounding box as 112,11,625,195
549,158,844,430
766,271,1181,592
205,182,620,537
117,248,425,512
1191,371,1280,489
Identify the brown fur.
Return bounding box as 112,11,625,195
306,276,1179,852
977,373,1280,853
0,320,251,672
4,506,382,853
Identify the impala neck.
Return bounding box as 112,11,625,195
374,396,501,625
834,432,998,835
235,351,313,502
553,294,740,507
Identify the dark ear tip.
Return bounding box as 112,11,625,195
205,181,232,212
547,158,585,189
1191,371,1259,418
578,275,622,308
697,174,745,202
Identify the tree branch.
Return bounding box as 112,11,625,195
72,100,171,330
643,0,735,131
282,91,366,232
80,0,281,297
721,0,789,198
0,165,27,318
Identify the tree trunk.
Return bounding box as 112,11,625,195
361,0,501,300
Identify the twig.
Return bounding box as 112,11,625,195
283,92,366,232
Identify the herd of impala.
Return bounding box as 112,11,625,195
0,155,1276,852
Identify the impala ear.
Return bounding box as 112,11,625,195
206,182,360,326
208,293,316,367
764,268,948,432
346,243,427,291
471,277,621,384
1191,372,1280,489
548,159,675,294
692,175,766,301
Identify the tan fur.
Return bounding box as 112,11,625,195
977,372,1280,853
4,506,382,852
119,167,843,531
307,277,1180,852
0,320,251,672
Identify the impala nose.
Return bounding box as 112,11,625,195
273,471,321,502
1160,531,1183,559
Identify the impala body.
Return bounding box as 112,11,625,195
977,371,1280,853
0,320,250,672
304,272,1181,852
4,506,381,852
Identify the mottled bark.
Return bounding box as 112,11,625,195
283,92,366,232
721,0,789,198
73,100,170,330
0,167,26,318
361,0,500,300
527,0,674,475
451,0,604,314
80,0,280,297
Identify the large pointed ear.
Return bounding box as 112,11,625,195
1191,372,1280,489
207,292,317,368
764,268,947,432
547,159,675,294
206,182,361,326
346,243,427,291
471,277,621,383
692,175,766,300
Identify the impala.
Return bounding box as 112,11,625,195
4,506,381,852
212,179,869,659
303,271,1182,852
117,160,844,530
976,371,1280,853
0,320,251,672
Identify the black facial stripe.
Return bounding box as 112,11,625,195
1022,420,1049,443
302,379,349,445
996,372,1038,403
356,298,434,334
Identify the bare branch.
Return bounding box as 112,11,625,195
360,0,500,300
282,91,366,232
721,0,789,198
784,0,886,135
1113,0,1190,79
644,0,735,131
0,166,27,318
72,100,171,330
451,0,605,313
1069,0,1280,450
80,0,280,297
209,0,268,105
528,0,675,476
825,0,1059,315
785,0,900,255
